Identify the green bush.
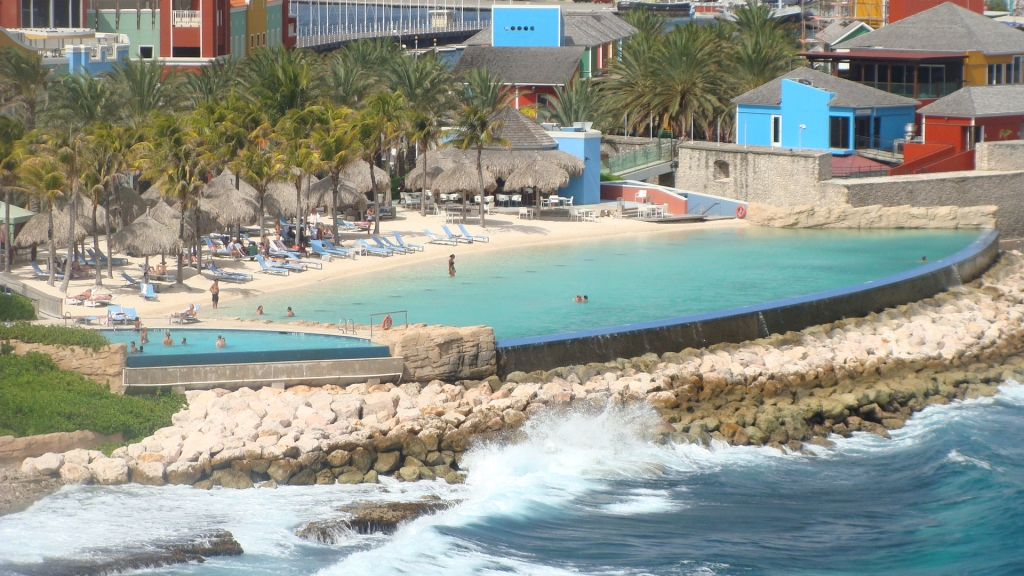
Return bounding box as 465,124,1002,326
0,353,185,441
0,293,37,321
600,172,624,182
0,322,109,351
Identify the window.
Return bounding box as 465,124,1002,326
262,32,266,46
250,34,254,48
829,116,850,149
1015,56,1022,84
139,45,153,59
770,115,782,147
713,160,730,180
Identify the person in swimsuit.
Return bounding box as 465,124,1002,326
216,335,226,348
140,327,149,344
210,280,220,310
163,331,173,346
449,254,456,277
286,307,295,317
256,305,264,316
129,341,138,354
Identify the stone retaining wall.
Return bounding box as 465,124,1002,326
372,324,496,382
0,431,123,463
10,341,127,391
746,203,998,229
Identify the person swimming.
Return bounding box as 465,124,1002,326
256,305,264,316
583,295,589,303
163,331,173,346
140,327,149,344
286,307,294,317
574,294,582,303
129,341,138,354
920,256,928,262
181,337,187,345
216,335,226,348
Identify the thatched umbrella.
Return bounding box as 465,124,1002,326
114,185,147,226
339,159,390,196
433,162,497,222
264,181,303,219
110,211,181,257
14,200,106,248
200,187,259,227
504,159,570,210
539,150,585,177
406,149,460,191
147,201,181,229
141,184,164,207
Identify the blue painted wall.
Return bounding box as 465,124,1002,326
736,79,915,156
492,6,562,47
552,131,601,205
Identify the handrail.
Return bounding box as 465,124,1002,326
701,201,720,216
369,310,408,338
602,140,676,176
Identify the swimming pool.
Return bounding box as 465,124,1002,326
215,227,980,340
104,328,389,368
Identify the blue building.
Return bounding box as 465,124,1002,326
733,68,918,155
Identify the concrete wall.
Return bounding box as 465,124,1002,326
975,140,1024,172
821,170,1024,238
496,230,998,375
675,142,840,206
747,203,998,229
553,130,601,205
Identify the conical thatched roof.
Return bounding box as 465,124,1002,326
539,150,585,177
432,163,497,196
486,106,557,151
14,199,105,247
338,159,390,194
110,212,181,257
201,186,259,226
264,180,307,218
148,201,181,229
504,159,569,193
141,184,164,207
406,150,460,190
114,185,147,225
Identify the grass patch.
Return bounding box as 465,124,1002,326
0,292,37,321
0,352,185,441
0,322,109,351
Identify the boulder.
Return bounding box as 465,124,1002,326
20,457,37,476
267,459,301,483
351,448,373,474
34,452,64,476
132,462,166,486
166,461,204,485
288,468,317,486
398,466,420,481
373,435,404,453
362,470,379,484
315,469,336,485
89,458,130,485
401,435,427,461
63,449,91,467
212,468,254,489
192,479,214,490
336,470,364,484
59,463,93,484
326,449,351,468
374,451,402,474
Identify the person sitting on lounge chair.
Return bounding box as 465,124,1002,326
69,288,94,302
70,260,90,279
171,304,197,322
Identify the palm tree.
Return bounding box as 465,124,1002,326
0,117,24,274
232,127,289,242
106,58,182,127
184,58,240,108
540,77,608,129
620,7,667,40
17,156,65,286
647,23,727,137
0,48,51,131
447,105,509,227
87,123,140,281
356,91,408,235
327,50,378,108
604,31,662,135
45,73,118,130
311,105,360,239
239,47,326,123
43,130,89,293
731,1,801,94
277,107,324,234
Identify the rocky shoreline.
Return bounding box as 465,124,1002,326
14,252,1024,493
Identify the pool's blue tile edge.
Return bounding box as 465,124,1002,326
124,344,392,368
496,229,999,375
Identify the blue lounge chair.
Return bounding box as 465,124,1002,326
393,232,423,252
108,305,137,325
120,272,140,287
207,262,252,283
442,225,473,244
358,239,392,257
337,219,368,232
256,254,290,276
282,252,322,270
204,237,232,258
373,236,409,254
322,240,359,258
31,261,63,280
458,223,490,243
87,248,128,266
423,229,457,245
311,240,354,260
142,284,157,301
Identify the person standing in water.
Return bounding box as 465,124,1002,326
256,305,264,316
216,335,226,348
210,279,220,310
449,254,456,277
163,331,173,346
286,307,295,317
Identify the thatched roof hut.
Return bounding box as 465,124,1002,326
201,186,259,226
539,150,585,177
338,159,390,195
147,201,181,229
504,159,570,193
14,200,106,248
433,163,497,196
110,212,181,257
141,184,164,207
406,150,461,190
114,185,147,225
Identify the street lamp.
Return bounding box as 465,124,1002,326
798,124,806,150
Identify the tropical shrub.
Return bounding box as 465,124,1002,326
0,292,36,321
0,322,109,351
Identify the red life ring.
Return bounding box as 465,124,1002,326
735,205,747,219
381,315,393,330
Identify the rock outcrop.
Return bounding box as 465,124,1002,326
7,341,127,390
372,324,497,381
746,203,997,230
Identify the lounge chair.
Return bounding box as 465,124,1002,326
107,305,137,325
256,254,290,276
373,236,409,254
393,232,424,252
423,229,457,245
380,236,417,254
358,239,393,257
204,237,233,258
207,262,253,283
87,248,128,266
84,291,115,307
282,252,322,270
66,288,94,306
142,283,158,301
442,225,473,244
170,304,200,324
120,272,140,288
31,261,64,280
68,315,99,325
458,223,490,243
337,219,369,232
322,240,360,258
311,240,354,261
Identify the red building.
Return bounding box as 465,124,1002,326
888,0,984,23
895,84,1024,174
161,0,231,59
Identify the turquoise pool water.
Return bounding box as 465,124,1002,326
216,227,980,341
103,328,369,356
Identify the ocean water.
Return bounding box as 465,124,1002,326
101,329,371,356
2,382,1023,576
214,227,979,340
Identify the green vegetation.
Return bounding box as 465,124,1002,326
600,173,624,182
0,352,185,439
0,322,109,351
0,292,36,321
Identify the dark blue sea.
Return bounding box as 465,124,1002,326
2,382,1023,575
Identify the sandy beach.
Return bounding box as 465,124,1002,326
16,208,743,333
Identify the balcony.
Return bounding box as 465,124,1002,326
172,10,201,28
862,81,959,100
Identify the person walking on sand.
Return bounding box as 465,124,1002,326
449,254,456,277
210,279,220,310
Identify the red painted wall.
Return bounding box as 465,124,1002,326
0,0,20,28
889,0,984,23
922,116,971,153
600,183,688,215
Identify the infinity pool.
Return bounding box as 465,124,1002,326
104,328,370,356
215,227,980,341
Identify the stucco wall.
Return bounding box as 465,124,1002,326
975,140,1024,172
675,142,841,206
820,170,1024,239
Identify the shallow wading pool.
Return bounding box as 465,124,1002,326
215,227,981,341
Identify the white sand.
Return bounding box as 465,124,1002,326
16,208,743,333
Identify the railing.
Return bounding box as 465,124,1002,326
172,10,201,27
0,273,63,318
602,140,675,176
369,310,408,338
296,19,486,48
862,81,959,100
832,165,890,179
853,135,897,151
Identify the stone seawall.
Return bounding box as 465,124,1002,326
746,203,998,229
0,431,124,463
10,341,127,391
372,324,496,382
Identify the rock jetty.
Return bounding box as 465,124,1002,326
19,252,1024,487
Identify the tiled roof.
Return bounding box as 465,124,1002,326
732,67,919,108
453,46,584,86
462,12,636,47
836,2,1024,55
486,106,557,151
918,84,1024,117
